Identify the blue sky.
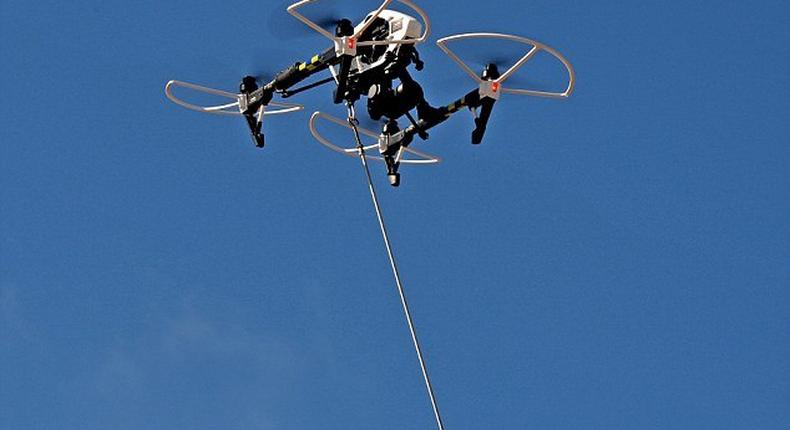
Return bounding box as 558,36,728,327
1,1,789,429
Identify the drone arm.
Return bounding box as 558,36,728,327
403,88,494,144
235,49,340,148
333,54,353,104
270,48,338,93
239,49,340,118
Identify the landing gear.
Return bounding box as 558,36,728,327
252,133,265,148
382,119,403,187
384,153,401,187
239,76,270,149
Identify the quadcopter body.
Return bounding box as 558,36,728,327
352,9,425,71
165,0,576,186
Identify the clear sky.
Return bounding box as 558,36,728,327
1,1,789,429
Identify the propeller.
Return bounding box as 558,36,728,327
357,114,387,132
241,46,294,85
440,38,542,88
467,56,513,70
205,44,289,90
266,0,364,40
242,70,276,87
434,58,543,92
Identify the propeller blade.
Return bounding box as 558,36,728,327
266,0,363,40
357,114,385,132
238,46,298,87
449,37,539,72
433,43,542,90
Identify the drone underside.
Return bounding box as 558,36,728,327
165,0,575,188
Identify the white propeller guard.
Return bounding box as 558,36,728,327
165,80,304,116
436,32,576,99
287,0,431,54
309,111,441,165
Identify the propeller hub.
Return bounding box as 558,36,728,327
335,19,354,37
240,76,258,94
481,64,501,81
383,119,401,135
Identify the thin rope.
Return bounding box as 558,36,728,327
346,103,446,430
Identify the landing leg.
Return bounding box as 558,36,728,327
382,119,403,187
388,172,401,187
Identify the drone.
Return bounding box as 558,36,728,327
165,2,575,427
165,0,575,187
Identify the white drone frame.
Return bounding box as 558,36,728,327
309,111,441,164
436,32,576,100
287,0,431,57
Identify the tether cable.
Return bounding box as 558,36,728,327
345,102,446,430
